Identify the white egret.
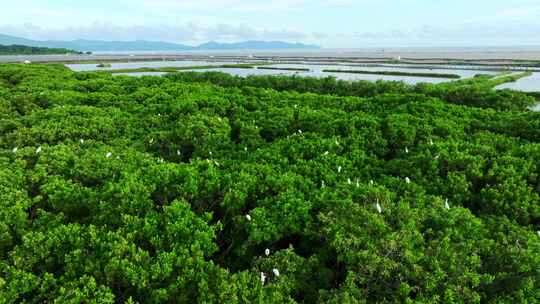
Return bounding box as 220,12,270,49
12,147,18,153
149,138,154,144
244,147,248,151
106,152,112,158
246,214,252,221
298,129,303,134
321,180,325,188
324,151,329,156
370,180,374,186
444,198,450,210
375,200,382,214
80,139,84,144
429,139,434,146
35,146,42,154
348,178,352,185
272,268,280,277
356,179,360,188
537,231,540,237
265,249,270,256
338,166,342,173
405,177,411,184
260,272,266,285
177,150,181,156
405,147,409,154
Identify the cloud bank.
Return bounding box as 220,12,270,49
0,23,310,45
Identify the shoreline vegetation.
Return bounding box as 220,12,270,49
486,71,534,87
322,69,462,79
0,44,84,55
106,63,266,74
96,63,112,68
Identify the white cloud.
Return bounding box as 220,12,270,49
0,22,311,44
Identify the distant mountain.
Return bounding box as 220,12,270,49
0,34,319,52
0,33,37,46
197,40,320,50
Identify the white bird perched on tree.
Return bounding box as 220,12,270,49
347,178,352,185
445,198,450,210
324,151,329,156
338,166,342,173
244,147,248,152
106,152,112,158
370,180,374,186
298,129,303,134
246,214,252,221
35,146,42,154
429,139,434,146
405,147,409,154
265,249,270,256
375,199,382,214
149,138,154,144
177,150,181,156
321,180,325,188
12,147,18,153
537,231,540,237
80,139,84,144
272,268,280,277
405,177,411,184
260,272,266,285
356,179,360,188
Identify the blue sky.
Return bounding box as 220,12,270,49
1,0,540,47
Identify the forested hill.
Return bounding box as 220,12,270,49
0,64,539,303
0,44,83,55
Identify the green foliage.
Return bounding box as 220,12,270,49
322,69,462,79
0,63,539,303
166,71,535,111
0,44,82,55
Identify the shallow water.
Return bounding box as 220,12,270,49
495,72,540,92
69,60,539,88
180,67,457,85
267,63,500,79
66,60,240,71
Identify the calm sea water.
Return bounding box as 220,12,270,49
496,72,540,92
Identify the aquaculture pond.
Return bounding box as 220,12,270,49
66,60,242,71
495,72,540,92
